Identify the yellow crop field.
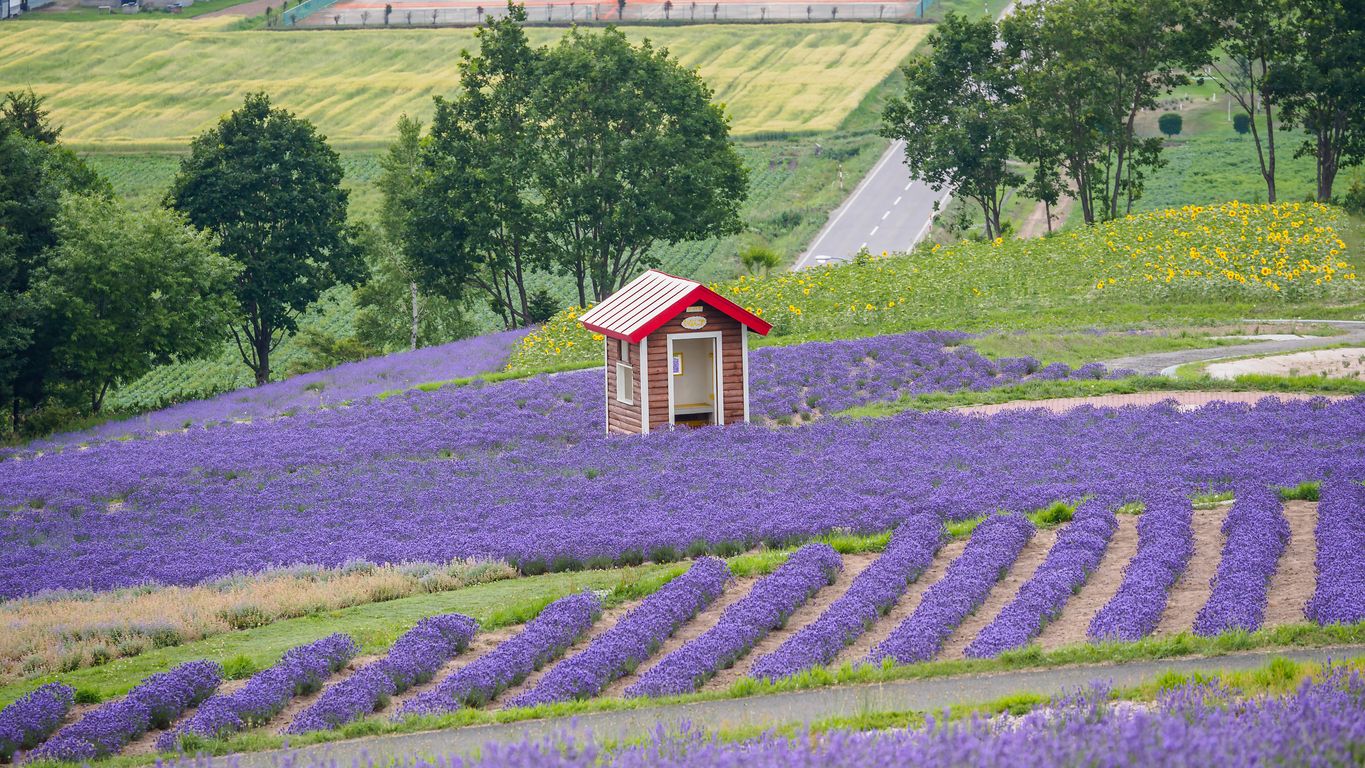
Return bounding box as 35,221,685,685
0,20,926,149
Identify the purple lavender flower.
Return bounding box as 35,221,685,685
0,683,75,761
398,593,601,717
1193,486,1290,636
29,661,219,761
508,559,730,708
750,514,944,681
966,499,1117,658
1088,492,1194,642
158,634,355,750
868,514,1035,665
1306,480,1365,625
287,614,476,733
625,543,843,698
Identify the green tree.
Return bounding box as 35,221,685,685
1233,112,1252,137
1003,0,1211,222
32,194,237,413
353,225,474,351
534,26,747,302
738,244,781,276
0,89,61,145
407,7,547,329
168,93,361,386
1199,0,1298,203
1271,0,1365,202
1158,112,1183,137
883,13,1021,241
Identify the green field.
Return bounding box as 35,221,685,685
0,20,926,150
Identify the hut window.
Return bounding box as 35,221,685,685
619,338,630,364
615,362,634,405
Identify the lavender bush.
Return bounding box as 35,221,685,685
1193,486,1290,636
625,544,843,698
29,329,531,452
508,559,730,708
286,614,477,733
157,634,356,750
869,515,1035,665
1306,480,1365,625
2,331,1363,599
966,499,1118,658
30,661,219,761
1088,492,1194,642
398,593,601,717
749,514,944,681
0,683,74,761
241,669,1365,768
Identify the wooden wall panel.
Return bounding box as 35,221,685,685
604,336,644,435
644,300,750,429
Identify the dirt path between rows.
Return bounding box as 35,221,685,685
1262,501,1318,627
701,552,879,691
120,678,249,756
379,626,521,717
833,537,968,667
939,527,1057,660
1154,505,1230,636
490,599,637,708
601,574,761,699
1037,514,1139,650
270,654,383,735
953,391,1349,417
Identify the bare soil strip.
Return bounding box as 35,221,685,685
601,575,760,699
832,537,969,667
490,600,638,707
1262,501,1318,627
270,654,384,735
938,528,1058,660
698,552,879,692
380,626,521,717
1036,514,1139,650
120,678,250,757
1154,505,1232,636
953,391,1347,417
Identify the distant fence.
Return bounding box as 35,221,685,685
291,0,933,27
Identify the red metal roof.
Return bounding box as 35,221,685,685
579,270,772,343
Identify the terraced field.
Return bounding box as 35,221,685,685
0,20,926,149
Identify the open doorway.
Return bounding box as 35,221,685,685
668,334,721,427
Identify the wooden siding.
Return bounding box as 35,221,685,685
605,337,644,435
646,301,747,429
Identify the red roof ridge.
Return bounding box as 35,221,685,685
579,269,772,342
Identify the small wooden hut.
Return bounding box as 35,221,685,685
579,270,772,435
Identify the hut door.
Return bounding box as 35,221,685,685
668,333,721,427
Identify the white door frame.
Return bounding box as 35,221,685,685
665,330,724,427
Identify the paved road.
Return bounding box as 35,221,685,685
1100,319,1365,376
230,645,1365,767
794,140,949,269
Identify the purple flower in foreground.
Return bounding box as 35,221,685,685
157,634,355,750
966,498,1118,658
0,682,75,761
30,661,219,761
750,514,944,681
398,592,601,717
1193,485,1289,636
1088,492,1193,642
508,558,730,708
287,614,477,734
868,514,1035,665
625,543,843,698
1306,480,1365,625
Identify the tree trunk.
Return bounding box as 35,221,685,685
409,281,420,351
1044,200,1053,234
1263,97,1277,203
1317,128,1337,203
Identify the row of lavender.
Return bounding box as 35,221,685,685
8,384,1364,598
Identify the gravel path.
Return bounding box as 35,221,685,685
227,644,1365,768
1100,319,1365,375
952,390,1349,416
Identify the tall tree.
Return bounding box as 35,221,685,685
406,6,546,328
883,13,1020,241
168,93,361,385
33,194,237,413
1200,0,1298,203
1003,0,1211,222
1271,0,1365,202
534,26,747,302
1,89,61,145
353,224,474,351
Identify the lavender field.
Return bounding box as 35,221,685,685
2,332,1363,599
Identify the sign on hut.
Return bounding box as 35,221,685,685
580,270,772,435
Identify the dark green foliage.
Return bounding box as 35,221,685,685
1158,112,1184,137
0,89,61,145
168,92,362,386
526,289,560,325
1233,113,1253,136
